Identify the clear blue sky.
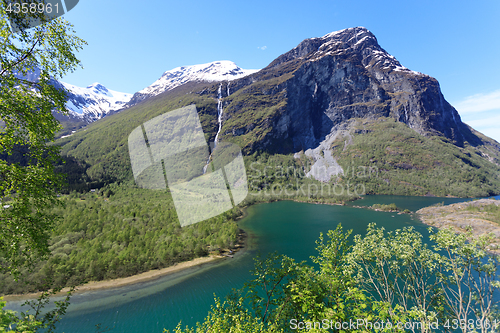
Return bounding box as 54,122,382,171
61,0,500,142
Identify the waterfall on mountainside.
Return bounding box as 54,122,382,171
203,82,225,174
214,83,224,147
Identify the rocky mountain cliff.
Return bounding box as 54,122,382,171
218,27,479,153
196,27,499,187
57,27,500,197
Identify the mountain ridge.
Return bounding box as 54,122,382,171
53,61,257,135
220,27,474,153
125,60,258,108
56,80,133,122
56,27,500,197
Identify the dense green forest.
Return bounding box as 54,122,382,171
0,185,240,295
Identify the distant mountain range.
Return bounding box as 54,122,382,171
52,81,132,122
56,60,258,125
57,27,500,198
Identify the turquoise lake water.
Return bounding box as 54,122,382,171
5,195,497,332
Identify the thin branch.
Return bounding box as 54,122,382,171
0,33,43,77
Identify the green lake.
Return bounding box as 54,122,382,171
7,195,490,332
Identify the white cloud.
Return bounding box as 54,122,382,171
454,89,500,142
454,89,500,114
257,46,267,51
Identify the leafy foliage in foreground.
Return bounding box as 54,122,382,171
0,3,85,275
0,185,240,295
166,225,500,333
0,287,72,333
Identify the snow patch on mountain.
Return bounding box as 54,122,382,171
313,27,426,77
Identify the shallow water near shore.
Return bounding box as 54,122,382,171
4,195,492,332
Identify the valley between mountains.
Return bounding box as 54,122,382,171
1,27,499,296
58,27,500,198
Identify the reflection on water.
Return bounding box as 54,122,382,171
4,195,489,332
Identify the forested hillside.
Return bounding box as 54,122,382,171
0,185,240,295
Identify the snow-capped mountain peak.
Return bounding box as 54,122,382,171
127,61,259,107
56,61,258,122
57,81,132,122
85,82,112,96
140,60,258,95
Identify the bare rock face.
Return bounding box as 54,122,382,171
222,27,480,153
284,27,479,149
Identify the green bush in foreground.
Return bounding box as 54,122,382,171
0,288,72,333
166,225,500,333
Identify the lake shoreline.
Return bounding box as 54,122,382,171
4,194,495,302
3,228,248,302
417,198,500,254
2,195,354,301
2,256,220,302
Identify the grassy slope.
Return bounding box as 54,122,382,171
331,118,500,197
57,81,220,182
467,203,500,225
417,199,500,253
